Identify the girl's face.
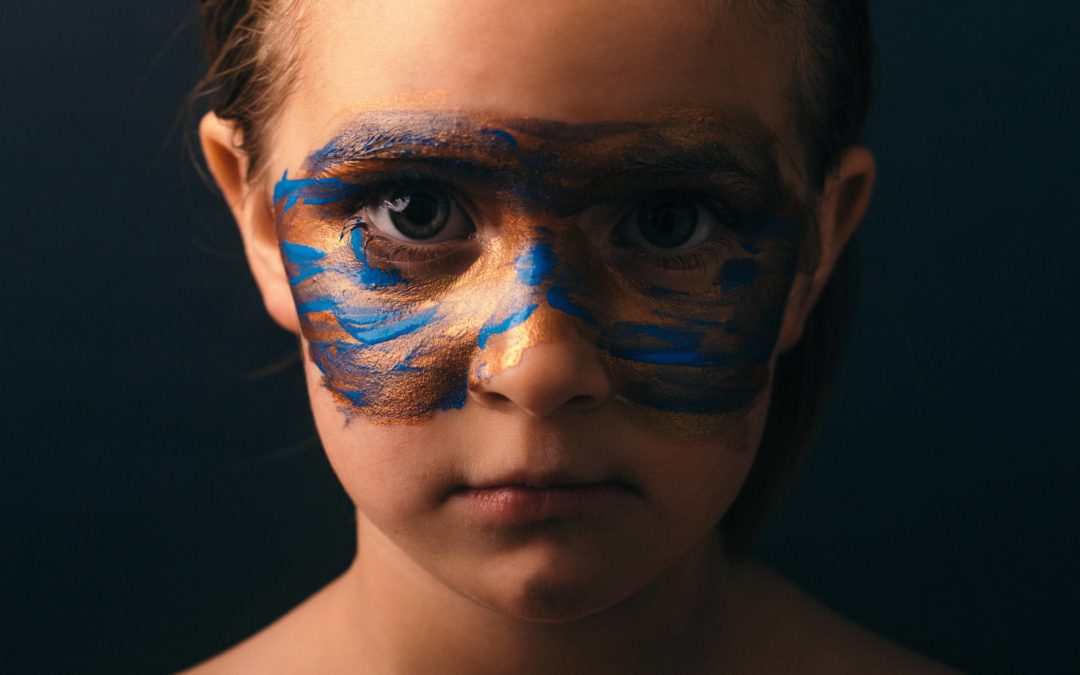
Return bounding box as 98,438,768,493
227,0,846,621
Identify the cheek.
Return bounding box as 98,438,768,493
632,392,768,527
281,221,478,423
303,361,450,514
276,153,804,431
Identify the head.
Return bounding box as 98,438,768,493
197,0,874,621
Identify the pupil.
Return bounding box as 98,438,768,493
639,199,696,249
388,189,448,239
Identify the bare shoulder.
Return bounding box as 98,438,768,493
179,573,356,675
714,560,961,674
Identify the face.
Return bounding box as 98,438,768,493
248,0,825,621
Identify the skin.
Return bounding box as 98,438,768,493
193,1,953,673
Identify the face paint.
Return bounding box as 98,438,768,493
274,110,810,431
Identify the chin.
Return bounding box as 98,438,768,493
458,536,646,624
481,576,624,624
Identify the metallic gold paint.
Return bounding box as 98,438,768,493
275,110,812,437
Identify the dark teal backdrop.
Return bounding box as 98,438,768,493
3,2,1077,672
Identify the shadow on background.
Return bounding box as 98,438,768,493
2,2,1077,673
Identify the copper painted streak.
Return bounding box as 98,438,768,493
274,109,812,438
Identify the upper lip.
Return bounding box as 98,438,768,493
460,472,636,493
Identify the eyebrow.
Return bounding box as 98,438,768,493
301,109,789,208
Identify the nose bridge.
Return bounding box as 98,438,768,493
514,236,557,290
474,231,574,377
468,228,610,417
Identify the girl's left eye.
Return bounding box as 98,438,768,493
616,196,718,253
360,185,474,243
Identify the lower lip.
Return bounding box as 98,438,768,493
453,484,635,524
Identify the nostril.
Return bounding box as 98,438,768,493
467,331,611,418
472,390,512,407
565,394,598,409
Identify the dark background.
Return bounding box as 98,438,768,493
3,2,1077,673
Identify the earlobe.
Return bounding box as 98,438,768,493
775,146,876,353
198,113,300,334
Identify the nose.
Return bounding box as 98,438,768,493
469,307,611,419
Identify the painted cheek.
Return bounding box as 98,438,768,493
270,109,806,428
543,214,801,422
277,174,570,424
278,169,799,427
472,218,801,421
275,171,474,422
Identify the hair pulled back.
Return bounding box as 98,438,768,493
194,0,304,182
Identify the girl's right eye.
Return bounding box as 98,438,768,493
359,185,475,244
617,196,718,253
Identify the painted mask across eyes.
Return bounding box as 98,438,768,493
274,110,811,433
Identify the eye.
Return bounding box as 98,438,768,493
360,185,474,243
616,196,718,252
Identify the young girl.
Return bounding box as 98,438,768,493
190,0,953,672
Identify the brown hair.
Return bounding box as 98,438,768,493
722,0,873,552
193,0,874,553
194,0,305,183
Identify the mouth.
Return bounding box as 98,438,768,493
449,480,640,524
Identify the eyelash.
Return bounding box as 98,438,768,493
333,175,742,272
333,173,476,264
629,239,739,271
617,195,742,271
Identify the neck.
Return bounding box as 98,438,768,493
339,513,738,675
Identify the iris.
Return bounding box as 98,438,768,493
385,187,451,240
636,197,699,249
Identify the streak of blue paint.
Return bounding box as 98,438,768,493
307,115,528,171
482,127,518,149
391,345,428,372
281,241,328,284
609,345,751,368
306,343,372,406
310,128,445,166
719,258,760,291
281,241,325,262
606,323,710,366
437,378,468,410
515,242,555,286
274,171,366,213
295,297,338,314
618,350,711,366
339,306,439,345
331,303,403,326
739,240,763,255
508,184,546,202
546,286,598,325
478,302,539,349
613,324,703,350
349,227,403,288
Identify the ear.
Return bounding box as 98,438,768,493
199,112,300,333
775,146,875,353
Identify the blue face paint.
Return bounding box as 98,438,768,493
274,172,371,213
515,242,556,287
719,258,760,291
477,302,540,350
274,110,810,424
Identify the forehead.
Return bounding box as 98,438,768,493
275,0,801,182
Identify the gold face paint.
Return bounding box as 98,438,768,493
274,109,811,436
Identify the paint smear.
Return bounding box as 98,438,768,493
274,109,809,435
